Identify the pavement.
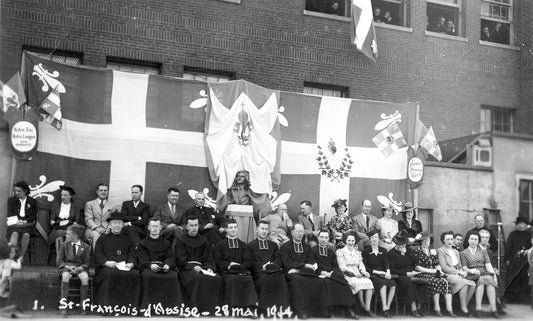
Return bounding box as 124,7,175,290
0,304,531,320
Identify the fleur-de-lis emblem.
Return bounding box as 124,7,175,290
29,175,65,201
187,188,217,209
32,63,66,93
374,111,402,131
270,191,292,211
377,193,402,214
371,39,378,56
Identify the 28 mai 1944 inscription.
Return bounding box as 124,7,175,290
48,298,293,318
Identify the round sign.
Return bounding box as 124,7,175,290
408,157,424,183
11,121,38,152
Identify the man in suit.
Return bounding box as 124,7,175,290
84,183,113,249
297,200,325,247
154,187,183,241
121,184,150,245
351,200,378,249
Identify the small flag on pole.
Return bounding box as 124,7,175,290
351,0,378,61
420,126,442,161
372,122,407,157
38,85,62,130
2,72,26,112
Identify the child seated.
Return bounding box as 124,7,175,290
0,243,22,308
57,224,90,316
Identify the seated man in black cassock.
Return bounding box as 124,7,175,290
175,216,223,313
137,217,183,311
312,229,358,318
280,223,329,319
214,218,258,313
248,220,290,316
94,211,141,311
182,192,225,246
120,184,150,245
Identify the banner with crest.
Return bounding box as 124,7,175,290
13,52,419,223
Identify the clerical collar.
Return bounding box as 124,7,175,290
258,239,269,250
228,237,239,249
318,244,328,256
71,240,81,246
293,241,304,253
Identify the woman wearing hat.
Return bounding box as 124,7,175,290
397,202,423,242
460,231,499,318
362,229,396,318
437,231,476,317
336,232,375,316
411,232,455,317
327,199,353,247
6,181,38,262
375,204,398,251
48,186,80,256
387,230,424,317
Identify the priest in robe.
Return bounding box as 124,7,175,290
280,223,329,319
94,211,141,310
182,192,225,246
214,218,258,311
312,229,358,318
248,219,290,316
136,217,183,311
175,216,222,313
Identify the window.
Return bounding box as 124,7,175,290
417,208,433,234
372,0,407,27
480,106,513,133
106,57,161,75
182,66,234,83
303,82,348,98
519,180,533,222
426,0,461,36
480,0,512,45
305,0,350,17
23,46,82,65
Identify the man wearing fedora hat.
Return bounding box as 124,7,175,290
6,181,38,262
503,216,532,303
94,211,141,311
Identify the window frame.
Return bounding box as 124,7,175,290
426,0,462,37
372,0,409,28
106,57,162,75
480,0,513,46
480,106,514,133
22,46,83,65
303,81,349,98
182,66,235,83
517,175,533,223
304,0,351,18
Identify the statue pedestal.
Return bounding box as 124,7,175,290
226,204,255,243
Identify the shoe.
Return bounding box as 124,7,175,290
459,310,471,318
411,310,422,318
435,310,443,317
347,309,359,319
491,312,500,319
297,312,309,320
447,310,457,318
383,310,391,318
473,310,482,318
365,310,377,318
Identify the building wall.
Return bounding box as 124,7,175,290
0,131,13,240
0,0,526,139
419,164,493,243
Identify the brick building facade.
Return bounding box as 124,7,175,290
1,0,530,140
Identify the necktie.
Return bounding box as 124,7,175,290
100,200,104,209
171,204,176,215
74,244,78,255
366,215,370,231
309,216,315,230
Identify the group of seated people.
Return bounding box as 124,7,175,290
4,180,512,318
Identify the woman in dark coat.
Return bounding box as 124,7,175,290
362,229,396,318
48,186,79,253
397,202,423,242
6,181,37,262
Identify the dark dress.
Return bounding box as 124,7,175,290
410,248,451,296
362,246,397,289
247,238,290,312
136,236,183,310
280,240,329,317
6,196,37,238
214,237,258,307
94,231,142,308
311,244,356,309
504,229,532,303
175,232,222,313
182,205,224,246
388,248,421,305
398,219,422,239
48,202,79,245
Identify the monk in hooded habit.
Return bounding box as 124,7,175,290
175,216,223,313
214,218,258,312
94,211,141,311
248,219,290,316
280,223,329,319
136,217,183,311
